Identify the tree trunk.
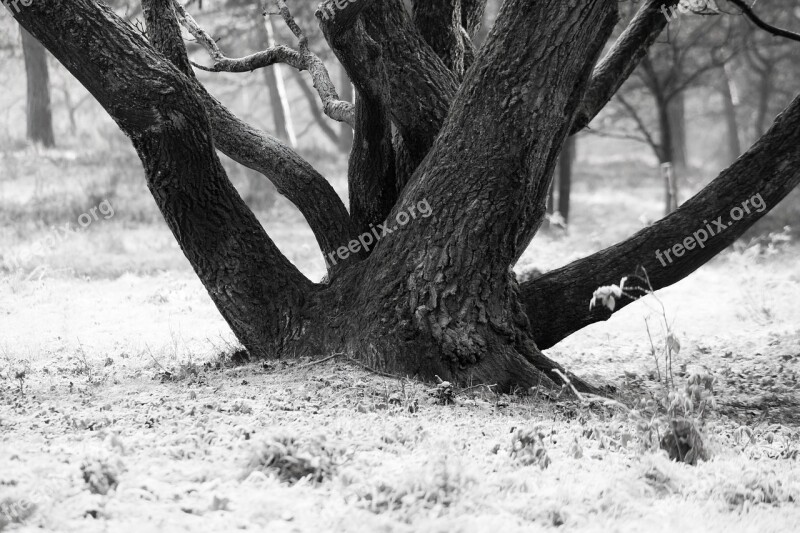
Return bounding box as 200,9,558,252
753,65,773,140
667,93,687,173
257,15,296,148
20,27,54,147
720,66,742,165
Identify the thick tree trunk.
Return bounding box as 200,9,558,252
20,27,54,147
308,0,620,392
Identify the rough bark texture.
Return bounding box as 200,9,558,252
412,0,465,78
311,0,619,391
20,27,55,147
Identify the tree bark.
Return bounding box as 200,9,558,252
20,27,55,147
317,0,619,391
411,0,465,78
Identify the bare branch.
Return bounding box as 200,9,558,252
725,0,800,43
572,0,680,134
273,0,354,127
172,0,354,127
616,93,662,156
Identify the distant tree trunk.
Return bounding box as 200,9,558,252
655,92,679,212
667,93,686,173
20,27,55,147
258,16,296,148
719,66,741,165
557,136,575,223
753,65,773,140
338,64,354,152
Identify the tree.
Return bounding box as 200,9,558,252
607,8,736,171
20,27,55,147
10,0,800,394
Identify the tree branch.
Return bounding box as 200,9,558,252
725,0,800,43
173,0,354,127
572,0,679,134
411,0,465,78
523,92,800,349
360,0,459,172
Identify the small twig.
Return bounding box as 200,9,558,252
459,383,498,394
298,352,344,369
725,0,800,43
344,356,403,380
144,344,166,372
551,368,586,403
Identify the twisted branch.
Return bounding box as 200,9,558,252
173,0,354,127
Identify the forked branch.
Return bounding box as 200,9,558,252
173,0,354,127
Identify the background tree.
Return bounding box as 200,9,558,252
8,0,800,394
20,27,55,147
